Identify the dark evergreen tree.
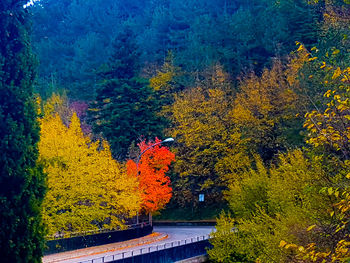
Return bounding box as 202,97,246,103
31,0,323,100
31,0,148,100
98,29,140,80
90,29,164,159
0,1,46,262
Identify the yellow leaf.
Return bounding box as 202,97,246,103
285,244,298,249
308,57,318,61
307,225,316,231
332,67,342,80
341,75,349,82
332,49,340,55
328,187,333,195
280,240,287,248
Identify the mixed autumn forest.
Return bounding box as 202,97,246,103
0,0,349,262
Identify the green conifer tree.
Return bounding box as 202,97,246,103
0,1,46,262
90,29,164,159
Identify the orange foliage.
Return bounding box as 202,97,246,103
127,138,175,214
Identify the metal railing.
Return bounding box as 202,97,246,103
78,234,210,263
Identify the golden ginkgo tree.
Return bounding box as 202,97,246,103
39,111,140,237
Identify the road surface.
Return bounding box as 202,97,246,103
43,226,215,263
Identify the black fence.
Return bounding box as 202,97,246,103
78,235,212,263
112,240,211,263
45,224,153,255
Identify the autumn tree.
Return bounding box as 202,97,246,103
305,65,349,159
168,65,250,207
279,13,350,259
0,1,46,262
209,5,350,259
304,0,350,156
209,150,335,262
126,138,175,215
231,58,307,161
150,51,184,108
39,110,139,236
41,92,91,135
42,92,71,125
281,178,350,262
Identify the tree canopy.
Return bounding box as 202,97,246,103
39,98,140,236
127,138,175,214
0,1,46,262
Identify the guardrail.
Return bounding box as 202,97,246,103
78,234,210,263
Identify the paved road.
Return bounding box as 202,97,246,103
154,226,214,241
43,226,215,263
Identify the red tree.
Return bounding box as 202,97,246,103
127,138,175,214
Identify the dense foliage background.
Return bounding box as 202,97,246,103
31,0,321,100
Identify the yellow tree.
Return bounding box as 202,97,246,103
280,44,350,262
231,58,305,161
42,92,72,126
281,183,350,262
304,64,350,159
169,64,250,207
150,51,184,120
278,3,350,259
150,51,182,96
39,112,139,236
209,149,334,263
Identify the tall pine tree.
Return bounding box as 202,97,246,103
0,1,46,262
90,29,164,159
